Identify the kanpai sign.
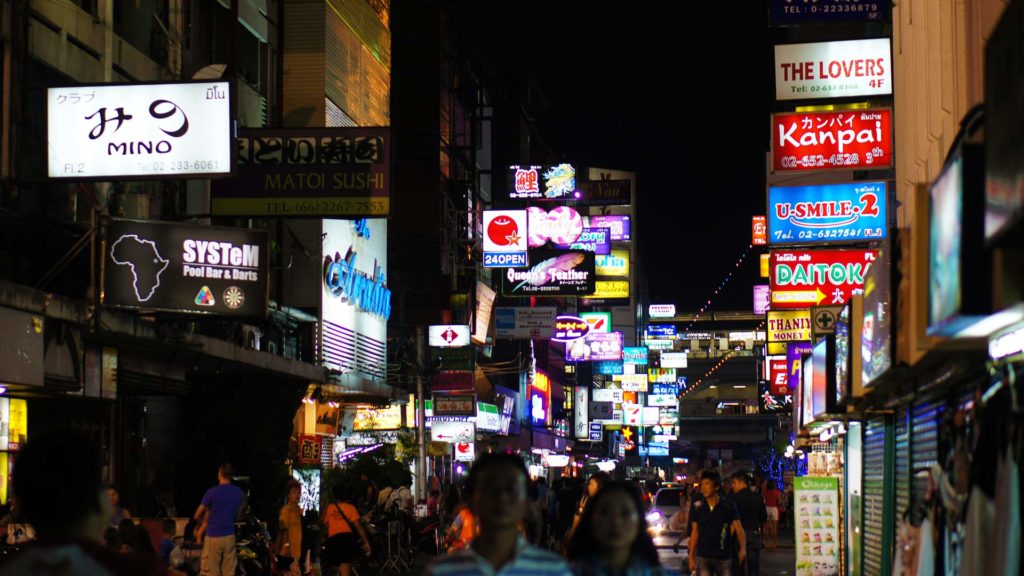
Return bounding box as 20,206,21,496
772,109,892,172
770,249,877,308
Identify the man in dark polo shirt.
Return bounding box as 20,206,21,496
729,472,767,575
689,470,746,576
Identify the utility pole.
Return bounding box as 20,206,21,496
415,327,428,501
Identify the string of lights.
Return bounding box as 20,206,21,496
682,244,754,332
679,319,766,399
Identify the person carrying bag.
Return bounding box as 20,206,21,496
321,484,372,576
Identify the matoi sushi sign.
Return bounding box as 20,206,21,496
769,249,877,308
772,109,892,172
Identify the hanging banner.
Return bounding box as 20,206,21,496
509,164,578,201
794,477,841,575
774,39,892,101
48,81,231,179
214,127,390,216
769,182,887,244
770,249,877,308
580,311,612,333
482,210,529,268
495,307,558,339
772,109,893,172
501,251,596,297
768,310,813,343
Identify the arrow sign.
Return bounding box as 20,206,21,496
771,287,826,305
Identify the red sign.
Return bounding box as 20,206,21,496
298,435,322,466
431,371,475,392
772,109,892,172
769,357,789,396
769,249,878,308
752,216,768,246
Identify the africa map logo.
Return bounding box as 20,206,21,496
109,234,170,302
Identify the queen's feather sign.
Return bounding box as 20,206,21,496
501,250,595,297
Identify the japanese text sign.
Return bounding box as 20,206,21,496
566,331,624,362
595,249,630,277
772,109,892,172
754,284,771,315
552,316,590,342
586,215,631,241
501,250,595,297
770,249,877,308
495,307,557,339
649,304,676,318
509,164,578,200
48,82,231,179
769,182,887,244
614,375,649,392
768,310,813,343
483,210,529,268
555,227,611,255
774,39,892,101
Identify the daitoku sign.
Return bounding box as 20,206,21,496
104,219,268,316
770,249,877,308
501,251,595,297
49,82,232,179
772,109,892,172
768,182,887,244
774,38,892,101
214,127,390,217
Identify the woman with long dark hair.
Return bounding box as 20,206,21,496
567,482,663,576
565,472,610,540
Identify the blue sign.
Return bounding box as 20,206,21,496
646,324,677,338
595,360,624,375
652,383,680,396
638,444,669,457
768,182,887,245
589,422,603,442
622,346,649,365
483,251,527,268
770,0,889,24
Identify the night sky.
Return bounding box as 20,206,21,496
459,2,772,312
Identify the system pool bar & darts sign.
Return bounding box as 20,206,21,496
768,182,887,244
104,219,268,316
769,249,877,308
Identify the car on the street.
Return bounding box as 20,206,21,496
645,487,689,548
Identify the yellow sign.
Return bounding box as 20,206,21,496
760,254,770,278
8,399,27,451
767,310,812,342
591,280,630,299
771,287,826,306
767,342,788,355
0,453,7,505
353,405,402,430
595,250,630,277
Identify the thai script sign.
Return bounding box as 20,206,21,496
772,109,892,172
770,249,877,308
769,182,887,244
586,215,631,241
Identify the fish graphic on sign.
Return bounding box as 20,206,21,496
195,286,216,306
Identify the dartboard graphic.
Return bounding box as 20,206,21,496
223,286,245,309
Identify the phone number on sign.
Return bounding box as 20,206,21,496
774,228,884,241
137,160,221,173
269,199,388,215
778,153,882,169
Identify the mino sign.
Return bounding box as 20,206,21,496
769,249,877,308
772,109,892,172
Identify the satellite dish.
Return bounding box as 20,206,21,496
193,64,227,80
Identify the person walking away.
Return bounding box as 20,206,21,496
193,463,246,576
567,481,663,576
0,430,169,576
689,470,745,576
525,482,544,545
276,479,303,575
566,472,610,540
729,473,766,576
387,475,415,513
425,453,572,576
321,484,372,576
760,480,782,551
108,487,132,529
444,500,477,553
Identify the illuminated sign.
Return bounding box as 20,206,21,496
552,316,590,342
7,399,26,451
455,442,475,462
593,388,624,403
574,386,589,439
432,394,476,417
774,39,892,101
353,406,402,430
623,404,643,426
769,355,789,395
754,284,771,315
648,394,678,407
772,109,893,172
580,311,612,333
556,227,611,255
613,374,649,392
482,210,529,268
648,368,677,383
501,250,595,297
431,421,476,443
528,206,584,248
530,371,552,426
990,323,1024,362
769,182,887,244
595,249,630,277
770,0,889,24
768,310,813,342
322,219,390,379
566,331,624,362
645,339,674,350
589,280,630,299
509,164,578,200
429,325,471,347
595,360,624,375
623,347,649,365
759,379,793,414
787,342,814,391
761,254,770,277
649,304,676,318
770,249,877,308
587,215,631,241
545,454,571,467
753,216,768,246
495,307,557,339
646,325,677,339
659,352,688,368
48,81,231,179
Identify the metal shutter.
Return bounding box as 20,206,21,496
911,400,941,508
894,407,910,544
863,416,889,576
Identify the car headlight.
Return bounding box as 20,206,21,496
645,511,662,525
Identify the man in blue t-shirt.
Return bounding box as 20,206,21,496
193,464,246,576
